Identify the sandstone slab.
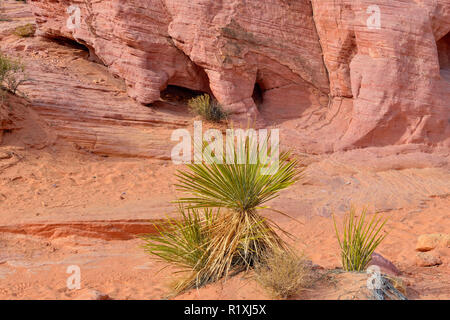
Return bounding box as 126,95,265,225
415,252,443,267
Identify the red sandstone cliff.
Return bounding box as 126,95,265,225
28,0,450,152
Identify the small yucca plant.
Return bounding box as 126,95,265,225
333,207,388,272
188,94,228,122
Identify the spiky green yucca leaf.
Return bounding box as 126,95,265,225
142,207,224,292
142,207,217,273
333,208,388,272
176,135,304,214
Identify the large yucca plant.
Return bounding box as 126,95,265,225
174,133,304,287
333,207,388,272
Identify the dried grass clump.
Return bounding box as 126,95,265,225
14,23,35,37
255,250,313,299
188,94,228,122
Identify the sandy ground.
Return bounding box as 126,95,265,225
0,169,448,300
0,0,449,300
0,125,448,300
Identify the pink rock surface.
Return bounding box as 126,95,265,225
30,0,329,118
31,0,211,104
21,0,450,152
311,0,450,149
1,1,450,301
415,252,443,267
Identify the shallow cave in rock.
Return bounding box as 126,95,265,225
148,85,218,117
437,32,450,75
437,33,450,68
45,35,104,65
160,85,210,105
46,35,89,51
252,82,264,109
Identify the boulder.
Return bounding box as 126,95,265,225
416,233,450,252
415,252,443,267
368,252,400,276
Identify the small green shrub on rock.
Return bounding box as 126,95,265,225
188,94,228,122
0,53,26,94
14,23,35,37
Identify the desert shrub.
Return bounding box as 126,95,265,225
0,53,26,94
255,250,313,299
188,94,228,122
14,23,35,37
333,207,388,272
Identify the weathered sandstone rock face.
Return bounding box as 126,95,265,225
30,0,329,117
28,0,450,152
311,0,450,149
